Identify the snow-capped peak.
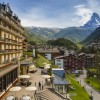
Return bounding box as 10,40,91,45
84,13,100,28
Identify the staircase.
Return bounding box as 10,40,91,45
36,88,67,100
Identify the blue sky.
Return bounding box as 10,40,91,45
1,0,100,28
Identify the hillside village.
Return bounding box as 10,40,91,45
0,2,100,100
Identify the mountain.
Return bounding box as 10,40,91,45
84,13,100,28
23,28,47,44
25,26,61,39
24,13,100,43
47,38,78,50
53,27,94,43
82,27,100,44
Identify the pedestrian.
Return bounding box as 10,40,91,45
42,81,44,90
35,82,36,87
38,81,41,90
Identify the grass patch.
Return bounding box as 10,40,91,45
66,74,89,100
23,52,33,55
35,54,50,67
85,77,100,92
70,74,76,79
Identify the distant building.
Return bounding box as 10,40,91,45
78,53,97,67
54,54,83,70
37,48,60,60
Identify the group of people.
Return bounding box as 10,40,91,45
35,81,44,90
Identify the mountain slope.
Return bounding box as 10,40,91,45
84,13,100,28
23,28,47,43
83,27,100,44
47,38,78,50
25,26,61,39
53,27,94,43
24,13,100,43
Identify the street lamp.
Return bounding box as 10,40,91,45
17,57,21,77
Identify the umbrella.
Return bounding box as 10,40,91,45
22,96,31,100
46,64,51,66
10,86,21,92
26,86,37,98
29,65,35,69
29,64,36,71
6,96,15,100
25,86,37,91
18,75,30,79
43,62,47,65
44,66,50,69
9,86,21,97
42,75,51,79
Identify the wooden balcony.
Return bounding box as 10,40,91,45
0,25,24,39
0,11,24,33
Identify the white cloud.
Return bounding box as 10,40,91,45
87,0,100,14
74,4,93,25
17,7,78,28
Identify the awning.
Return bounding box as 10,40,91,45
20,62,33,67
0,64,18,77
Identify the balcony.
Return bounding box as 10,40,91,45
0,37,5,42
0,49,22,54
4,38,22,45
0,25,24,39
0,9,24,33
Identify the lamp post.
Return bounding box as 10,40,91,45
17,57,20,82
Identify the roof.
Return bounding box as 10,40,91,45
20,62,33,66
53,74,68,85
54,55,66,59
86,54,96,58
52,68,65,77
54,54,76,59
78,53,85,56
37,48,60,53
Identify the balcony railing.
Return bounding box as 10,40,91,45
0,9,24,33
0,61,18,72
0,37,5,41
0,37,22,46
0,49,22,54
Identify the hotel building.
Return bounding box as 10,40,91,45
0,3,25,98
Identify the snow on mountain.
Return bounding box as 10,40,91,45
84,13,100,28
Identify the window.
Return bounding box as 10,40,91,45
57,59,60,62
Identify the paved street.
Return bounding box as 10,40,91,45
76,69,100,100
3,68,65,100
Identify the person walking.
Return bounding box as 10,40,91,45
38,81,41,90
35,82,36,87
42,81,44,90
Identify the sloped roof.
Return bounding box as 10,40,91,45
52,69,65,77
53,74,67,85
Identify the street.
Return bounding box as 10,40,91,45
76,69,100,100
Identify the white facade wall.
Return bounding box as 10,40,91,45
45,53,51,60
55,59,64,68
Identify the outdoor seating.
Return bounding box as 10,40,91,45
6,95,15,100
20,80,31,86
22,95,31,100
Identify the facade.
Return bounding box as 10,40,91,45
37,48,60,60
78,53,97,67
54,54,83,70
0,3,25,98
55,58,64,68
22,39,28,52
52,68,67,98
